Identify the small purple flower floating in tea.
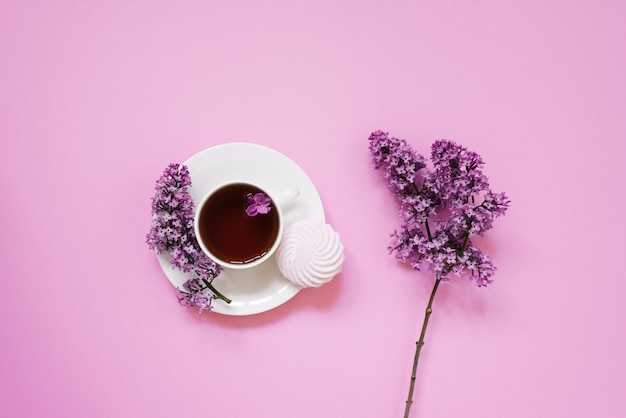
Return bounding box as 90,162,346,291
246,192,272,216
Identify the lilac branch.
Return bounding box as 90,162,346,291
368,130,510,416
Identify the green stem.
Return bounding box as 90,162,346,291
404,277,441,418
203,279,232,304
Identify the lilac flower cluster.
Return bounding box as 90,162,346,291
369,131,510,286
176,278,217,312
147,163,222,312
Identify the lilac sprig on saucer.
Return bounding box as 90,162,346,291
147,163,231,312
369,131,510,417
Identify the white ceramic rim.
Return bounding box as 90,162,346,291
193,181,285,270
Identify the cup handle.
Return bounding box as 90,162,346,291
274,186,300,208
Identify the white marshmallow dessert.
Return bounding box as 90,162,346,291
276,219,344,288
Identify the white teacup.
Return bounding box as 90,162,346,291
194,181,299,269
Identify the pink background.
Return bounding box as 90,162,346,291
2,1,625,417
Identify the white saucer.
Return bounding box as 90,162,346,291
157,143,325,316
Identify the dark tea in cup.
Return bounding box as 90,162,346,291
196,183,280,267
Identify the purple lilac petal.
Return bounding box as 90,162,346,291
246,192,272,216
